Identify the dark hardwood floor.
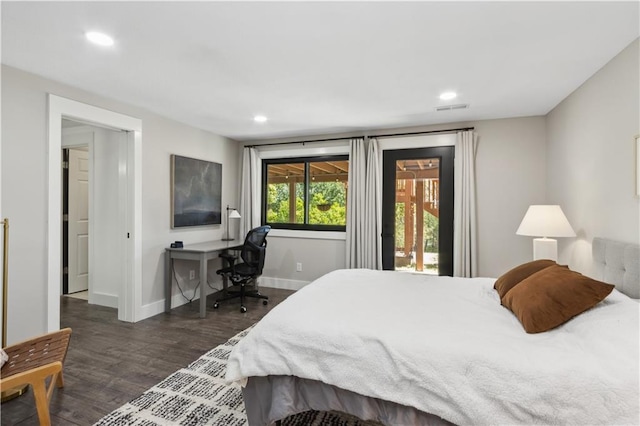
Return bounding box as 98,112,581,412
1,287,294,426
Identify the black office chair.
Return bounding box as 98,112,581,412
214,225,271,313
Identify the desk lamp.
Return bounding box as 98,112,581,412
222,205,241,241
516,205,575,261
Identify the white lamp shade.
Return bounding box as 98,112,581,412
223,206,241,241
516,205,575,238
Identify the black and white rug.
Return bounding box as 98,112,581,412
94,327,377,426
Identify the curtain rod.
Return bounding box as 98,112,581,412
245,126,475,148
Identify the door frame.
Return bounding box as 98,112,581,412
378,134,456,275
47,95,142,329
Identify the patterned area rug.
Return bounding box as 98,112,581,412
94,327,378,426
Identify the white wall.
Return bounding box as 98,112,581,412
262,236,346,289
141,114,241,308
92,127,123,305
1,65,240,343
474,117,547,276
250,116,547,282
546,38,640,277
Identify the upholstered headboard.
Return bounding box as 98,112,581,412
592,237,640,299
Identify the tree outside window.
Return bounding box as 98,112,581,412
263,156,348,231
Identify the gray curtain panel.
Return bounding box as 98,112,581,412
346,138,381,269
453,130,478,277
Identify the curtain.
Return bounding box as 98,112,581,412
346,139,365,268
346,138,381,269
239,147,260,238
364,138,382,269
453,130,478,277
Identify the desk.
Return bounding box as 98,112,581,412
165,240,243,318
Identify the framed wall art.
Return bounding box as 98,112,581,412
171,155,222,228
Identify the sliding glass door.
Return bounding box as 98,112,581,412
381,147,454,275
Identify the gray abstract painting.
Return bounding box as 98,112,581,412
171,155,222,227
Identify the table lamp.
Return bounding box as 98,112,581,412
516,205,575,261
222,205,241,241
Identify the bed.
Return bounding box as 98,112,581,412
225,238,640,425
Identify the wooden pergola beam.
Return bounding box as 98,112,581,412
415,180,425,272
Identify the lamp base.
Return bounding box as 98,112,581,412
533,238,557,261
1,384,28,403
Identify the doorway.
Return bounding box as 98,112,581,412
381,146,454,275
47,95,142,330
61,121,125,309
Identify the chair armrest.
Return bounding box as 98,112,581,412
219,252,238,273
219,252,238,262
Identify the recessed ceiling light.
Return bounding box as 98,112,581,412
253,115,268,123
85,31,114,47
439,92,457,101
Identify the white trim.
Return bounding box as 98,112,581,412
140,280,223,319
61,125,97,142
140,299,170,320
132,130,143,320
378,133,456,151
47,95,142,330
141,276,306,319
256,142,349,159
269,229,346,240
259,276,309,291
118,134,127,319
124,130,144,322
90,292,118,309
47,105,62,331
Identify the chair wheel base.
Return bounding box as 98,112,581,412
263,300,268,305
240,306,247,313
213,303,219,309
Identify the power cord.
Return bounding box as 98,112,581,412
171,262,200,303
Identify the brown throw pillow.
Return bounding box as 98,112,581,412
502,265,615,333
494,259,557,300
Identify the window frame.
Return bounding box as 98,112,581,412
261,155,349,232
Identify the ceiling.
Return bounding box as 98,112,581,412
2,2,638,142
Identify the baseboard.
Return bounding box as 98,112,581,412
137,277,308,322
138,280,224,321
258,276,310,291
90,292,118,309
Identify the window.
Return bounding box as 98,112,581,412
262,156,349,231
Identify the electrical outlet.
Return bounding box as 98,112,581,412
296,262,302,272
189,270,195,280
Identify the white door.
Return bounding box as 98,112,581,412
68,148,89,293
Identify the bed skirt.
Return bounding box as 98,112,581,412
242,375,454,426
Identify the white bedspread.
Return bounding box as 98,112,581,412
226,269,640,425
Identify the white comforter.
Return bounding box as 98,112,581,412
226,269,640,425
